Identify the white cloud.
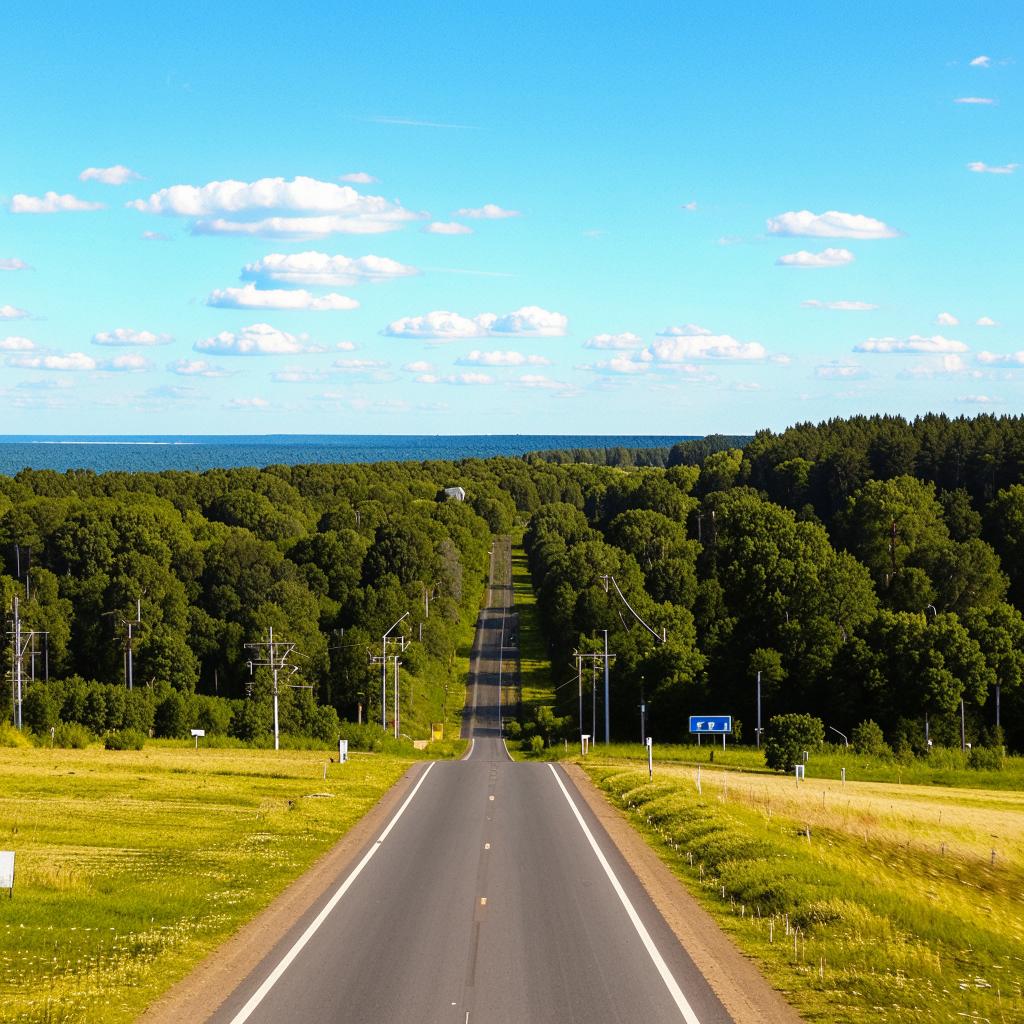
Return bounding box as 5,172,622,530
272,368,325,383
584,332,645,350
413,374,439,384
102,353,151,372
130,176,420,236
652,327,766,361
594,354,653,374
0,258,29,272
425,221,474,235
0,305,28,320
440,372,493,385
801,299,878,311
976,315,998,326
680,201,698,211
936,311,960,326
336,341,357,351
93,327,173,347
767,210,900,239
383,305,567,339
967,162,1018,174
142,231,170,241
7,351,96,370
954,97,995,105
242,251,417,287
195,323,322,356
776,248,855,268
169,358,231,377
515,374,570,390
0,336,36,351
977,350,1024,366
970,55,992,67
207,283,359,311
452,204,521,219
855,334,968,354
340,172,378,184
10,192,105,214
959,394,1000,404
79,165,141,185
403,360,434,373
225,397,270,409
457,349,551,367
332,358,389,371
815,360,864,379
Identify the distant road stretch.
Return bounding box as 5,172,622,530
210,536,734,1024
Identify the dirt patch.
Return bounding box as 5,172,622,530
138,763,427,1024
564,763,804,1024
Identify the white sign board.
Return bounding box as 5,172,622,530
0,851,14,891
338,739,349,763
190,729,206,737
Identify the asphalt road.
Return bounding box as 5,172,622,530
210,538,734,1024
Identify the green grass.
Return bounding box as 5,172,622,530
0,744,420,1024
584,761,1024,1024
510,533,553,710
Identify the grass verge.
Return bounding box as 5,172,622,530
510,533,553,711
583,760,1024,1023
0,745,417,1024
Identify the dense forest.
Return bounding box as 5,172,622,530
4,413,1024,753
524,414,1024,753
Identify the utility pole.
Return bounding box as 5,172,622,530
603,629,610,744
756,670,762,749
374,612,409,735
244,626,307,751
7,597,48,730
118,598,142,690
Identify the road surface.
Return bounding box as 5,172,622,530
210,537,734,1024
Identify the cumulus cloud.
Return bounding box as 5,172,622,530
93,327,173,347
0,258,30,271
340,172,378,183
242,251,417,287
6,351,96,370
1,336,36,351
801,299,878,311
767,210,900,239
440,372,493,385
168,358,232,377
452,204,521,219
970,55,992,67
225,397,270,409
332,358,389,372
383,305,567,339
79,165,141,185
0,305,28,320
816,360,864,379
402,360,434,373
515,374,571,390
959,394,1000,404
589,353,653,374
954,97,995,105
425,221,473,235
272,368,325,383
102,353,151,372
855,334,968,354
129,176,420,236
456,350,551,367
10,192,105,214
976,316,998,326
584,332,645,350
207,284,359,311
967,162,1018,174
936,312,960,326
652,326,766,361
194,323,323,356
336,341,357,351
776,248,855,268
977,350,1024,366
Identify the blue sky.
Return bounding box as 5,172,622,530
1,2,1021,435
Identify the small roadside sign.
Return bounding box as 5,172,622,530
688,716,733,734
0,851,14,897
190,728,205,749
338,739,349,763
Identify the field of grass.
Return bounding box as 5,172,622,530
510,535,554,710
584,759,1024,1023
0,744,418,1024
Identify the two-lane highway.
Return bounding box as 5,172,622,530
210,538,734,1024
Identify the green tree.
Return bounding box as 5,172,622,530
764,713,824,772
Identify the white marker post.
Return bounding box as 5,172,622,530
646,736,653,781
0,851,14,898
581,734,590,756
338,739,349,764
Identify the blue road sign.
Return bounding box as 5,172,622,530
689,715,733,734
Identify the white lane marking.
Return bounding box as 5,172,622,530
548,765,703,1024
227,763,436,1024
461,738,476,761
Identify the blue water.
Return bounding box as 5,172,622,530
0,435,689,475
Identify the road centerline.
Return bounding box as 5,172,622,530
548,763,704,1024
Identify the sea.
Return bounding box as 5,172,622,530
0,435,690,476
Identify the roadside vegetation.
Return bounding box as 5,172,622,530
583,760,1024,1024
0,743,452,1024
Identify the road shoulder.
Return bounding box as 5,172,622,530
563,763,804,1024
138,762,428,1024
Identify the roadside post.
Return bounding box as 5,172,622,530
190,728,205,749
646,736,653,781
581,734,590,756
338,738,349,763
0,851,14,898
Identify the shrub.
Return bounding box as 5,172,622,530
22,686,59,734
229,698,273,742
968,745,1003,770
764,713,824,772
104,728,146,750
154,691,189,739
504,719,522,740
53,722,94,749
852,719,891,758
0,721,33,748
530,735,545,755
194,695,233,735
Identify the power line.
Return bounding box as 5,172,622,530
244,627,309,751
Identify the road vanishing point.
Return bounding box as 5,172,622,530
210,537,735,1024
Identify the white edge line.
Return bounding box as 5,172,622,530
548,765,703,1024
227,762,436,1024
462,738,476,761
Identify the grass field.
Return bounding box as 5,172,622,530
584,758,1024,1023
510,536,553,710
0,744,417,1024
